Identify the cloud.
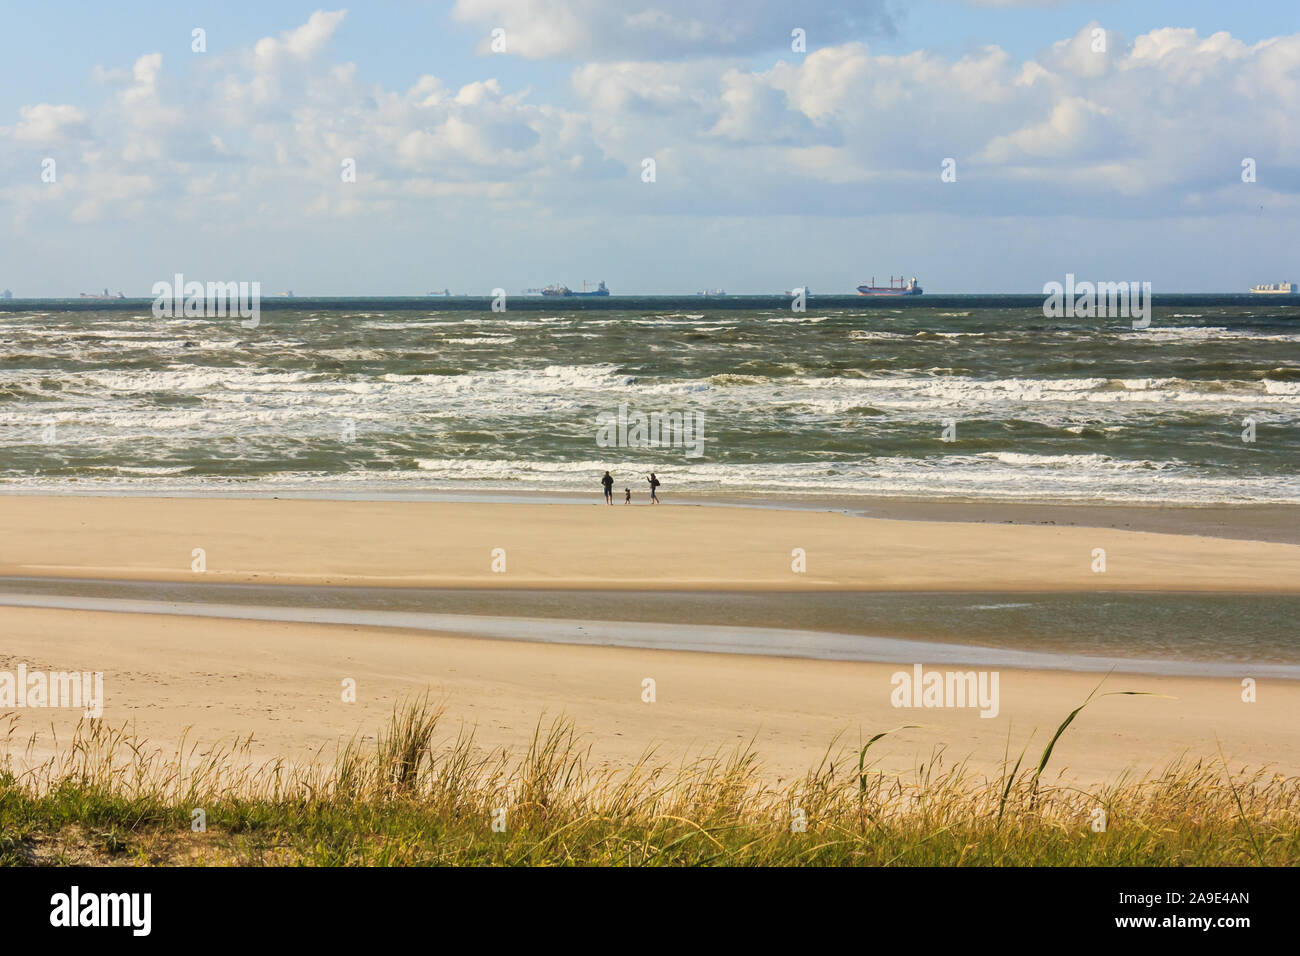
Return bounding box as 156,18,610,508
2,13,1298,238
252,9,348,70
11,103,89,143
451,0,896,59
563,23,1300,218
981,96,1116,163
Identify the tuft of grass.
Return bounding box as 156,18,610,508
0,692,1296,867
377,693,442,797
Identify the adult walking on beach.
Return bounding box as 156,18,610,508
648,472,660,504
602,470,614,505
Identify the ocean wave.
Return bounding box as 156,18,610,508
11,365,1298,427
8,455,1295,504
1130,326,1300,343
4,307,1296,504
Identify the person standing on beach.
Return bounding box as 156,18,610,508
624,487,631,505
648,472,660,504
602,470,614,505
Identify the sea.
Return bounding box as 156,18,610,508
1,297,1297,502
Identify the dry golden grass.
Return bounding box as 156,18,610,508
1,697,1296,866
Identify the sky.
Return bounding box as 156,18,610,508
0,0,1297,295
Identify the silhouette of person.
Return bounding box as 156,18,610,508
602,470,614,505
648,472,660,504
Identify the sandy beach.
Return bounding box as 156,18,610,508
2,495,1298,591
1,495,1297,788
1,602,1295,786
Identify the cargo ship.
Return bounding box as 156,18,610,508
79,288,126,299
858,275,922,296
1250,282,1295,295
541,280,610,297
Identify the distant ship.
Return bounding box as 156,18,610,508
541,280,610,297
697,289,727,297
1,289,12,300
1250,282,1295,295
79,288,125,299
858,275,922,296
427,289,451,296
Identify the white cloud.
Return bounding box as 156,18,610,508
1,13,1297,238
11,103,88,143
558,23,1300,221
981,96,1115,162
451,0,896,59
253,9,348,70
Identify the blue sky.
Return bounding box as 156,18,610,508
3,1,1291,119
1,1,1297,294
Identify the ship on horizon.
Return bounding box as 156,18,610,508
541,280,610,297
79,288,125,300
1250,281,1295,294
858,275,922,296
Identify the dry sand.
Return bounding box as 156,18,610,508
1,495,1298,591
0,605,1292,787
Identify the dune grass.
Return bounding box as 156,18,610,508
0,695,1296,866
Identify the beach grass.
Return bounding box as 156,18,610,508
0,698,1296,866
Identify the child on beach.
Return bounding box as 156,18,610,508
624,488,631,504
